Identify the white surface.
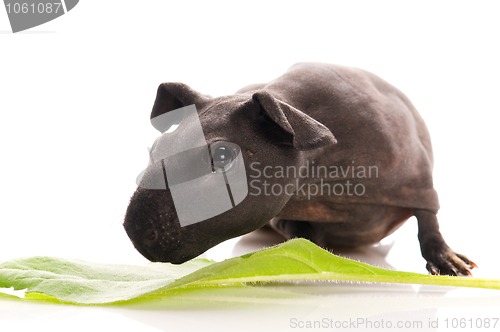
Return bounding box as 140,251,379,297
1,1,500,331
1,284,500,332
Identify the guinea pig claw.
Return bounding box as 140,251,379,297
426,262,440,275
424,247,475,276
455,253,478,270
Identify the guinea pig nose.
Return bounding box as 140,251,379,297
144,229,158,244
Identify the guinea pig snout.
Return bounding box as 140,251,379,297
123,187,184,263
123,222,159,262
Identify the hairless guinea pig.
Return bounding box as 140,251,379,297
124,62,475,276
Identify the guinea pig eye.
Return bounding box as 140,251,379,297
210,143,236,172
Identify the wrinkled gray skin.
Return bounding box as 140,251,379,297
124,63,475,276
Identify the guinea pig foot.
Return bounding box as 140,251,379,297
424,248,476,276
415,210,476,276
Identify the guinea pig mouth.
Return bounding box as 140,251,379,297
123,188,186,263
124,224,158,262
124,214,194,263
124,222,181,263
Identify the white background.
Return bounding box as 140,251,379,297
1,1,500,331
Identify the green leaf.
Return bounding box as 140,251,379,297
0,256,212,304
0,238,499,305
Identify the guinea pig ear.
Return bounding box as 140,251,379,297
252,91,337,150
151,83,210,131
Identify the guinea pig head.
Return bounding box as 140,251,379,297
123,83,336,263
